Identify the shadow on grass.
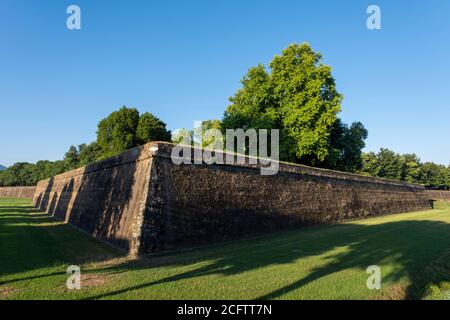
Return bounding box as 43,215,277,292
2,200,450,300
82,218,450,300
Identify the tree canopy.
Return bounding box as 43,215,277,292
222,43,365,170
97,107,140,159
137,112,172,144
320,119,368,172
97,107,171,159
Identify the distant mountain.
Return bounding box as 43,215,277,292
0,164,6,171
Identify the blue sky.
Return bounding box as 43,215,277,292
1,0,449,167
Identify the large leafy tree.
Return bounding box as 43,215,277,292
401,154,422,183
97,106,140,158
271,44,343,163
375,148,404,180
359,152,380,177
223,43,344,164
33,160,54,182
446,166,450,189
420,162,448,189
223,65,277,131
63,145,80,170
321,119,368,172
33,160,65,182
359,149,407,181
136,112,172,144
97,107,171,158
78,142,102,166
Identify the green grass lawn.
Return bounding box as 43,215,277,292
1,198,450,300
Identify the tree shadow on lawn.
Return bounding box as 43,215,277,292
83,218,450,300
3,200,450,300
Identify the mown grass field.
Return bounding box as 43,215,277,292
1,198,450,300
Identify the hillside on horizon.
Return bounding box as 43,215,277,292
0,164,6,171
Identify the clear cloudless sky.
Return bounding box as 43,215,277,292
1,0,449,167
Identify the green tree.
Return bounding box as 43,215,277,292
271,43,342,163
446,166,450,190
358,149,450,188
322,120,368,172
401,154,422,184
420,162,447,189
78,142,103,166
223,43,344,164
49,160,66,177
33,160,55,182
136,112,172,144
63,145,80,170
359,149,405,181
97,106,140,158
375,148,404,180
359,152,380,177
0,162,36,186
223,65,277,131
